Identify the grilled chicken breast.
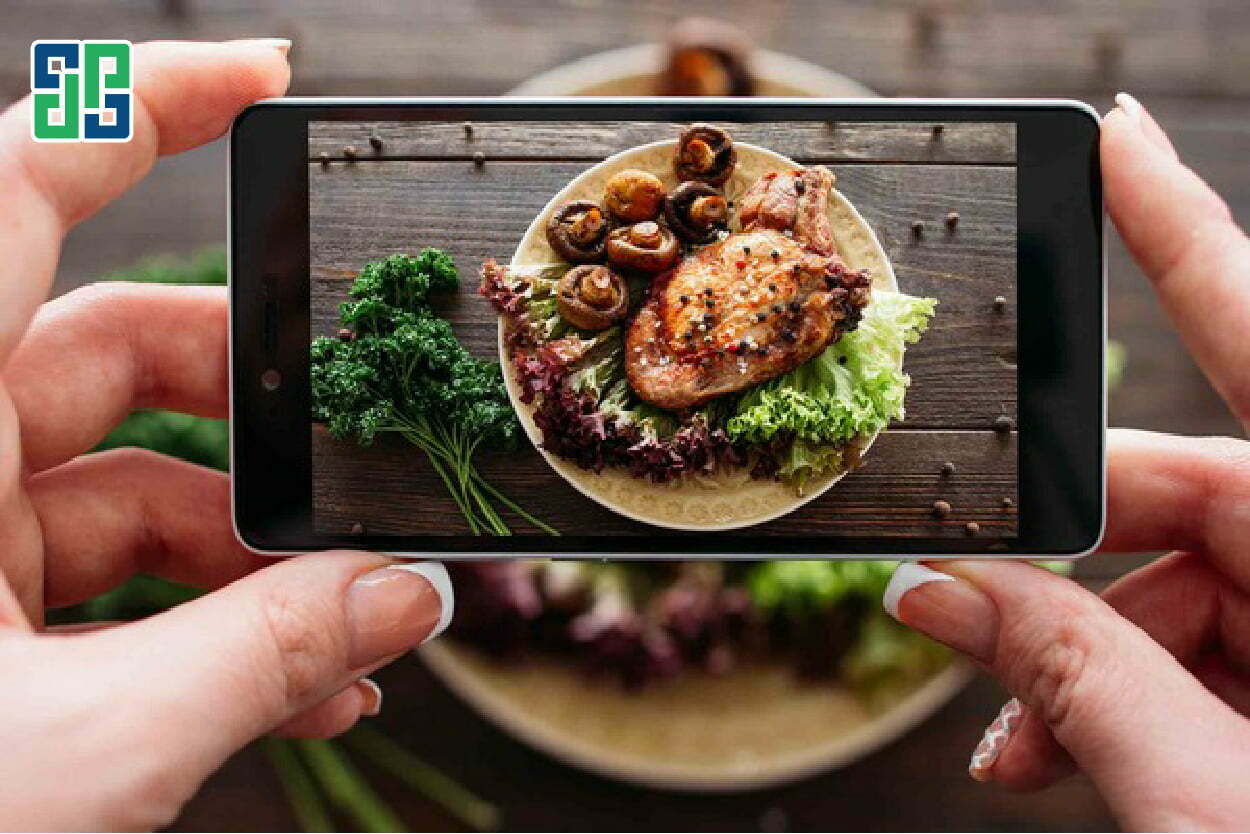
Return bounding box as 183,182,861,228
626,166,870,410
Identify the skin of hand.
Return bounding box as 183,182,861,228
0,40,452,830
884,93,1250,831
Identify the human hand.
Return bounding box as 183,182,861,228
0,41,451,830
883,93,1250,831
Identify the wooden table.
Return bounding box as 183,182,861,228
310,120,1020,539
2,0,1247,830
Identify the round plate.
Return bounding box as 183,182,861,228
498,139,898,530
422,641,972,792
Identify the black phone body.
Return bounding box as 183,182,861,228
230,98,1104,558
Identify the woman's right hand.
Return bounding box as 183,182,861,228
883,93,1250,830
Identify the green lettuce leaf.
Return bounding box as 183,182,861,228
727,290,937,483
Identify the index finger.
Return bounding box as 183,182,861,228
0,39,290,361
1103,96,1250,422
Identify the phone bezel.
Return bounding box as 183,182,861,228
230,98,1105,558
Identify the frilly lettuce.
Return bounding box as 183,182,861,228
727,290,937,484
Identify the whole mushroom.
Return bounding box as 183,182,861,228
546,200,612,263
606,221,681,273
664,181,729,243
674,123,737,186
604,169,666,223
557,265,630,330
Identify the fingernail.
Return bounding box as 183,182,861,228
240,37,292,55
356,678,383,717
969,698,1023,782
345,561,452,667
883,562,999,662
1113,92,1142,124
1113,92,1177,157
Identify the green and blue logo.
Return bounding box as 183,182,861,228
31,40,132,142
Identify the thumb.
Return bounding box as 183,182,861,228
82,551,451,797
884,560,1250,829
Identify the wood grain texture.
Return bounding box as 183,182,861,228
5,0,1244,105
309,121,1017,164
309,160,1017,429
312,425,1016,537
309,129,1017,535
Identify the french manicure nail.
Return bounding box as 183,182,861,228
969,698,1023,782
241,37,292,55
1114,91,1142,124
357,678,383,717
345,561,452,668
388,561,455,643
883,562,999,662
1115,91,1177,157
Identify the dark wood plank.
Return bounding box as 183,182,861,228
309,121,1017,164
309,160,1017,430
312,426,1016,537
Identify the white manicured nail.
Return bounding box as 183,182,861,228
1114,92,1142,124
969,698,1024,782
387,561,454,643
882,562,956,619
241,37,292,54
357,678,383,717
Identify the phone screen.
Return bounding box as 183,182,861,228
305,117,1020,543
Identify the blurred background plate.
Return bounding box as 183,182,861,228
421,642,974,791
506,42,876,98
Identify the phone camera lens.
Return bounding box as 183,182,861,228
261,369,282,391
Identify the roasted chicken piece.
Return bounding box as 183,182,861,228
738,167,835,256
626,166,869,410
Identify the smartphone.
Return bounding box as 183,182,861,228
230,98,1104,558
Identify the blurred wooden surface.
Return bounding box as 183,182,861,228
2,0,1246,830
309,121,1018,537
